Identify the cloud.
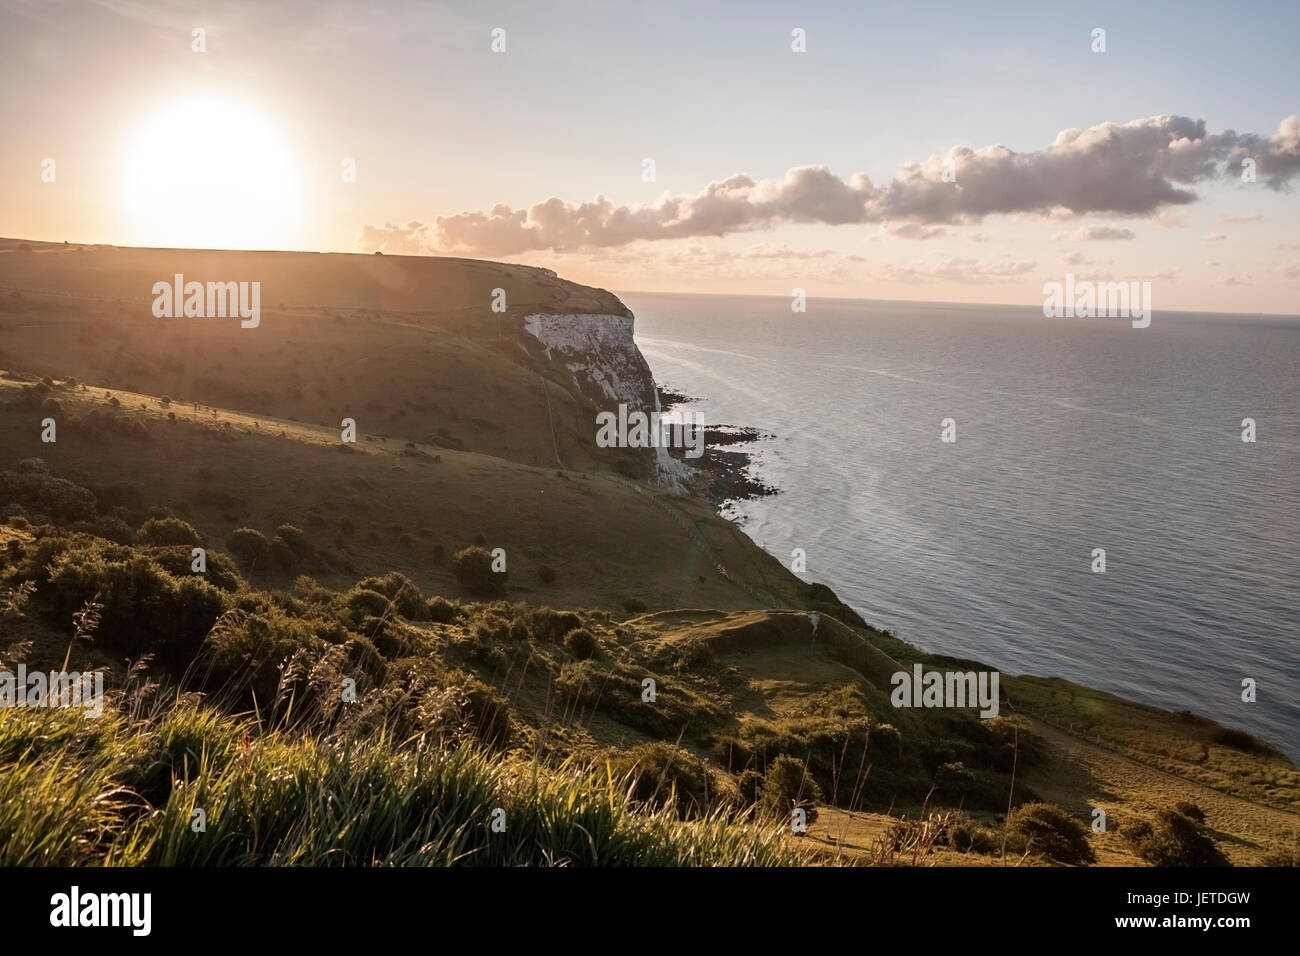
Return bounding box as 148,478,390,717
577,241,870,282
1214,273,1253,286
361,114,1300,256
1203,232,1228,241
1221,213,1263,223
878,222,948,240
876,257,1038,285
1279,261,1300,279
358,221,439,255
1053,225,1137,241
1060,251,1090,265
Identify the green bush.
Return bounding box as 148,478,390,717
139,517,201,547
761,754,822,817
0,463,96,522
524,607,581,642
608,742,712,817
427,596,461,623
150,545,243,591
274,523,313,558
564,628,598,660
227,528,270,568
44,542,227,667
451,547,506,596
1123,808,1230,867
736,769,764,807
935,761,974,797
1007,802,1096,866
270,535,298,569
344,587,392,622
86,514,136,544
873,722,902,757
357,572,424,619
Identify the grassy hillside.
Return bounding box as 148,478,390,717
1,241,1296,867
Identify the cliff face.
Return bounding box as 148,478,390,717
522,310,691,489
523,312,653,407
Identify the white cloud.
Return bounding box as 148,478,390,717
361,114,1300,256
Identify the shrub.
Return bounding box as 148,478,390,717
427,596,461,623
1007,802,1096,866
344,587,392,621
1173,801,1206,824
537,565,557,585
274,524,313,558
609,742,713,816
1123,809,1230,867
270,536,298,569
0,464,96,522
88,515,137,545
563,627,598,660
151,546,243,591
139,517,201,547
451,546,506,595
357,572,424,619
623,598,648,614
1212,726,1260,751
761,755,822,817
935,761,975,797
873,722,902,757
736,769,764,807
226,527,270,568
945,812,1000,854
44,543,227,666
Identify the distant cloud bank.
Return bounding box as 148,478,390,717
362,114,1300,256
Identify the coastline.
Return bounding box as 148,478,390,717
657,373,1298,766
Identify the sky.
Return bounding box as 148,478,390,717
2,0,1298,312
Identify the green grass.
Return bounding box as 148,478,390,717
0,699,811,867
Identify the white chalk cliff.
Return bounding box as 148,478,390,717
523,311,692,489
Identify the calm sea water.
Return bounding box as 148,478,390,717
621,292,1300,758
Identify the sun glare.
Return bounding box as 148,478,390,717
119,95,303,250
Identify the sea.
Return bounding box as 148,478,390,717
621,291,1300,759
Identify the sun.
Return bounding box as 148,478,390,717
119,95,304,250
